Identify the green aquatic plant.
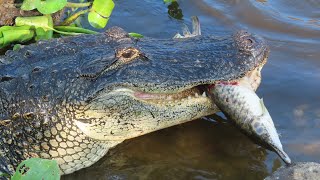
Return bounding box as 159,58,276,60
163,0,176,3
0,158,60,180
11,158,60,180
0,25,34,48
0,0,115,48
163,0,183,20
128,32,144,38
88,0,115,28
21,0,68,14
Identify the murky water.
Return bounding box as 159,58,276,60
64,0,320,179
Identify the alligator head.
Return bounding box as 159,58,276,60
0,25,268,175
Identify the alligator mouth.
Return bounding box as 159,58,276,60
132,47,268,103
132,61,265,103
133,85,209,102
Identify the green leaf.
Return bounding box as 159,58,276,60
128,32,144,38
164,0,176,4
1,30,34,48
13,44,22,51
0,25,31,38
11,158,60,180
167,1,183,20
21,0,40,11
92,0,114,17
88,0,114,29
36,0,67,14
16,16,51,30
15,15,53,40
21,0,67,14
35,27,49,40
0,26,33,48
88,11,109,29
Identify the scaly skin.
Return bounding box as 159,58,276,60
209,81,291,164
0,26,269,176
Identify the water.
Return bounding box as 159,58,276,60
64,0,320,179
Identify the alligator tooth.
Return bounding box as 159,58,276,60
202,92,206,97
195,93,199,97
188,96,192,100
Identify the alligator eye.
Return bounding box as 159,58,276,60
116,47,140,63
122,50,134,58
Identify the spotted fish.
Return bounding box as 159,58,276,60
209,82,291,164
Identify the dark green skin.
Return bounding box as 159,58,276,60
0,27,268,175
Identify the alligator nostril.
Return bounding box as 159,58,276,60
246,38,253,44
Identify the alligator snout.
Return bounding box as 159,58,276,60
234,30,269,59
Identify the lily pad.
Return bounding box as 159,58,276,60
37,0,67,14
21,0,39,11
11,158,60,180
21,0,67,14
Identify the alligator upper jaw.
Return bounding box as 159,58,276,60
107,47,268,103
129,61,264,104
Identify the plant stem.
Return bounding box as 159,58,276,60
54,26,97,34
65,2,92,8
60,9,90,26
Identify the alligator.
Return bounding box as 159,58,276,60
0,21,270,176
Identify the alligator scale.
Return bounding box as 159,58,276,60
0,19,290,176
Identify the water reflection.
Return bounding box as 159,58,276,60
63,120,273,180
253,0,320,29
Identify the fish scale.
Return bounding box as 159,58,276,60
210,83,291,164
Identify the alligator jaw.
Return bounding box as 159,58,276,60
75,86,217,141
76,59,266,141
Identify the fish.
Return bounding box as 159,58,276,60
209,82,291,164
